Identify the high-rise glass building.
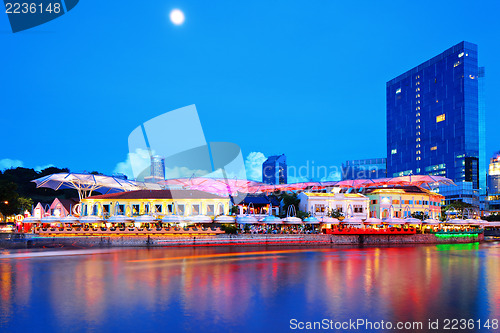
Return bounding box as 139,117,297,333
487,152,500,212
144,155,165,183
341,158,387,180
262,154,287,185
386,41,485,206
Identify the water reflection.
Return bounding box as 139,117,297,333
0,243,499,332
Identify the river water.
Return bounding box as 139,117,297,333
0,242,499,332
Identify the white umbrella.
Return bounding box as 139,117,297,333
60,216,79,224
133,215,156,223
80,216,104,224
162,215,184,223
447,218,467,225
23,217,41,223
185,215,213,223
364,217,383,225
423,218,440,225
214,215,236,223
404,217,422,225
107,215,132,223
384,217,405,225
41,216,61,224
318,216,339,224
342,217,364,225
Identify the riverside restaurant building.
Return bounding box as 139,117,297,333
365,186,443,220
297,190,369,219
80,189,231,220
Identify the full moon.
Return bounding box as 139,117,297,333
170,9,185,25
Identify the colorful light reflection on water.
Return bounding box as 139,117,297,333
0,243,499,332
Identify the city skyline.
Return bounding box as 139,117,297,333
1,1,500,182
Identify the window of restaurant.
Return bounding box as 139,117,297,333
315,204,325,213
82,204,88,216
336,205,343,212
103,204,110,216
92,204,99,216
117,204,125,215
132,204,140,215
207,204,214,216
192,204,200,215
155,204,162,213
353,205,363,213
371,199,378,205
167,204,174,214
177,204,185,216
144,203,150,214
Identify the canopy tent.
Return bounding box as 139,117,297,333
32,173,154,200
160,177,262,196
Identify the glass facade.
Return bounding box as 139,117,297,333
387,41,483,205
262,154,287,184
341,158,387,180
487,152,500,211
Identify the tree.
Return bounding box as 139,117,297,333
442,201,474,218
0,180,20,218
328,209,343,218
17,197,34,214
411,211,428,221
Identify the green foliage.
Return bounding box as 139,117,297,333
17,197,33,213
0,180,19,217
411,211,428,221
297,210,309,219
0,166,78,207
221,224,238,234
278,192,300,217
230,205,239,215
328,209,343,218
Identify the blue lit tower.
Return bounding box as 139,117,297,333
386,41,484,206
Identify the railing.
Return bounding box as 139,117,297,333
36,226,224,236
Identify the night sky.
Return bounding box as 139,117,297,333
1,0,499,181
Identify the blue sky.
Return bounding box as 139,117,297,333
1,0,499,181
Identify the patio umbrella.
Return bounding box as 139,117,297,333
447,218,467,225
162,215,185,223
423,218,440,225
364,217,383,225
214,215,236,223
341,217,364,225
303,216,320,224
185,215,213,223
383,217,405,225
32,173,146,200
404,217,423,225
260,215,283,224
318,216,339,224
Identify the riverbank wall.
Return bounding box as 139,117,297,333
0,232,484,249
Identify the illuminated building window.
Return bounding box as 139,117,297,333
436,99,439,103
416,119,421,123
431,146,437,151
416,106,421,110
416,100,420,104
416,157,421,161
416,87,420,92
416,113,420,117
416,150,421,154
458,52,464,58
454,61,461,67
436,114,445,123
396,88,401,94
416,131,421,136
416,144,421,148
416,94,421,98
416,138,421,142
391,149,397,155
416,168,421,173
416,125,421,129
469,75,475,79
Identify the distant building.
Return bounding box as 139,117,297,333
144,155,165,183
487,152,500,213
341,158,387,180
386,41,485,207
262,154,287,185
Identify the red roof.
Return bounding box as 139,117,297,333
86,189,227,200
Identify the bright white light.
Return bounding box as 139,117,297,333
170,9,185,25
